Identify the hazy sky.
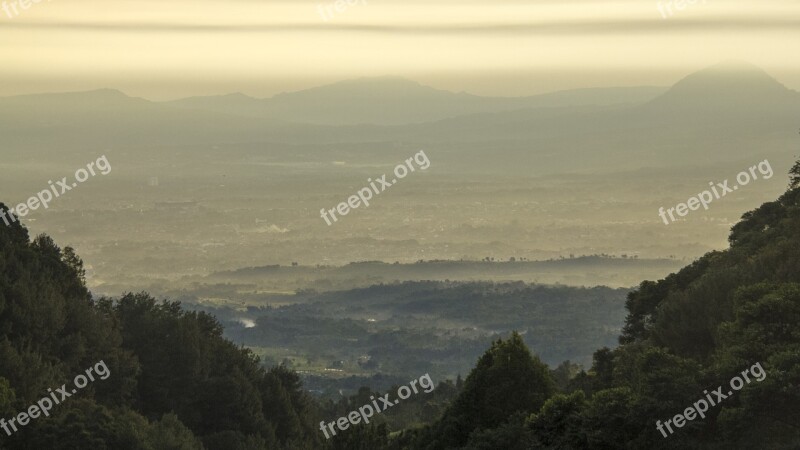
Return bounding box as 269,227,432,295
1,0,799,99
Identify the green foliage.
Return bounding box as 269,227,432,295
143,413,205,449
414,332,555,449
527,391,588,449
110,292,321,448
712,283,800,448
789,157,800,190
582,388,639,449
462,413,533,450
0,377,15,416
551,360,582,392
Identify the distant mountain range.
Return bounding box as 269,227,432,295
165,78,666,126
1,61,797,173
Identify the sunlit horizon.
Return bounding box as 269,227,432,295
2,0,800,99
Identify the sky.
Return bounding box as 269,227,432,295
1,0,799,99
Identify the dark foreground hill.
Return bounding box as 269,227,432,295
396,161,800,449
0,206,324,449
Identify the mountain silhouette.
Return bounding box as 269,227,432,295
167,77,664,126
646,60,799,111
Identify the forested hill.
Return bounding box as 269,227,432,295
0,204,324,449
401,162,800,449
